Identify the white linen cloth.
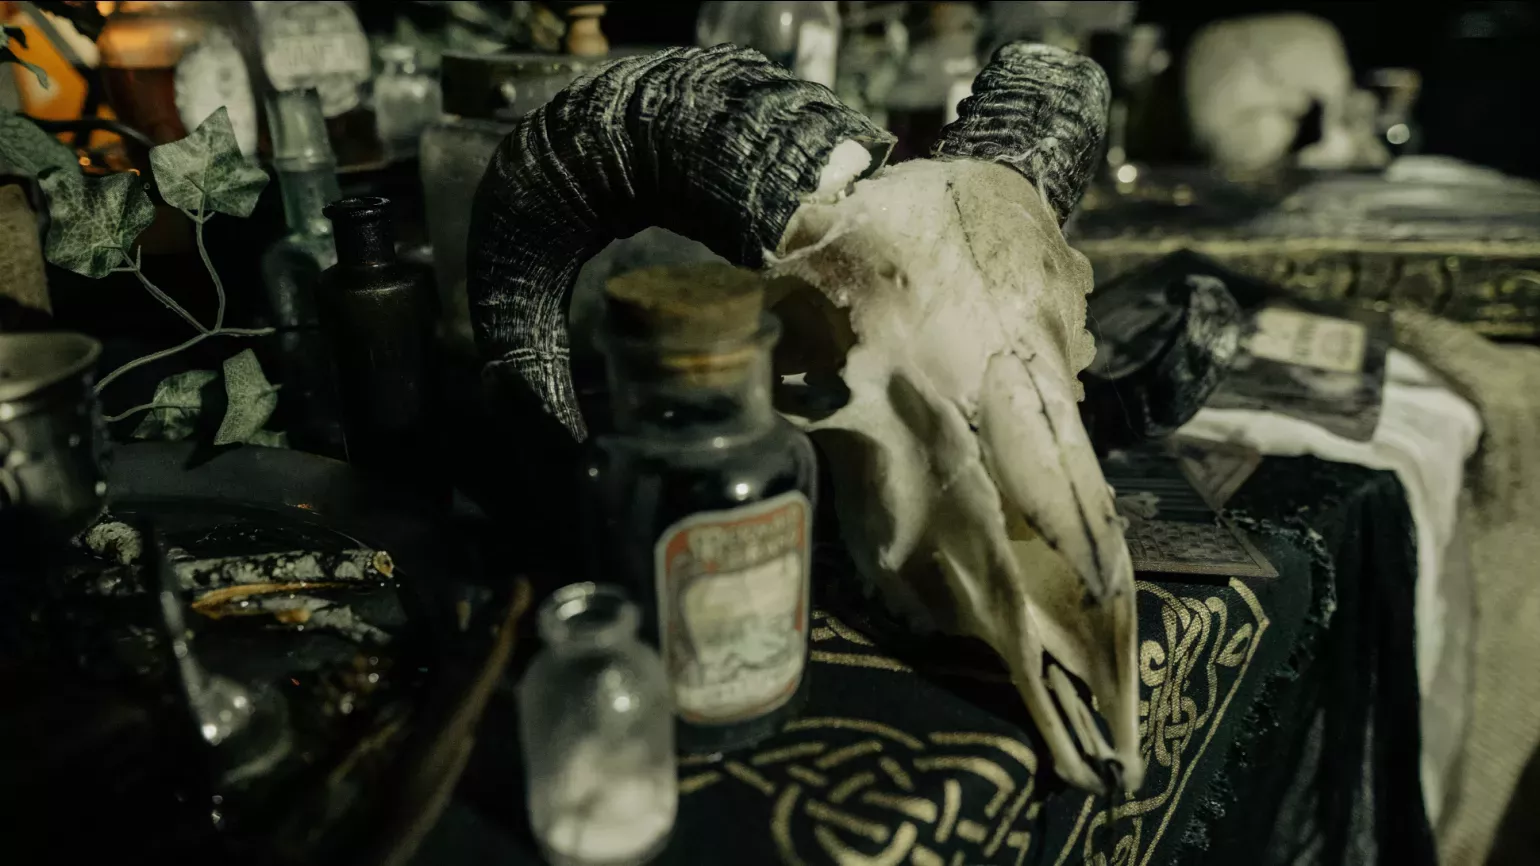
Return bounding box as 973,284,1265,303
1178,349,1483,824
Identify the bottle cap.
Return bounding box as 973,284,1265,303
266,88,336,172
603,264,765,349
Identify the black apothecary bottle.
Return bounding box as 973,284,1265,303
582,264,818,756
318,197,441,499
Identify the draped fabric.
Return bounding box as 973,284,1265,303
417,457,1430,866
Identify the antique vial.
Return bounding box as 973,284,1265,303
519,583,676,866
583,265,818,755
317,197,440,495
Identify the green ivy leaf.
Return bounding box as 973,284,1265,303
40,170,154,278
133,369,218,441
2,27,47,88
148,107,268,218
215,349,280,446
0,111,77,177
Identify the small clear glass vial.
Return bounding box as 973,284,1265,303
519,583,676,866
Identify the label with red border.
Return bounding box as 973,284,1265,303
654,490,811,724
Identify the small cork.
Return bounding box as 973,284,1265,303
604,264,766,347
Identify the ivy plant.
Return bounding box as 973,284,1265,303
0,97,286,446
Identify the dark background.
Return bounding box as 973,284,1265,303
599,0,1540,181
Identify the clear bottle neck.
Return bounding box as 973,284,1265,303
602,320,780,441
539,583,641,652
277,166,341,248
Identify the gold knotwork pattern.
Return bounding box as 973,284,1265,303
686,583,1269,865
683,716,1041,865
1059,578,1271,866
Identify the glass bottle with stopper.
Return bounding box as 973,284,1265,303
582,264,817,756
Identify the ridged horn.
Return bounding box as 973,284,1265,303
933,43,1110,225
468,45,894,439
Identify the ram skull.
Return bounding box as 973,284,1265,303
468,43,1140,793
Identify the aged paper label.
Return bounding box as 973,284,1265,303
1247,307,1368,374
256,1,371,117
655,490,811,724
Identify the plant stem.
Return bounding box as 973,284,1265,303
96,206,273,397
189,205,227,330
122,248,209,334
103,402,166,423
92,324,275,396
95,332,208,394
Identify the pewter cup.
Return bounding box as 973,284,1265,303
0,332,105,549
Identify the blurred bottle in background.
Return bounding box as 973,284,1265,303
248,1,380,170
99,1,258,157
261,87,345,456
836,1,909,129
696,1,841,88
373,43,441,162
885,2,979,163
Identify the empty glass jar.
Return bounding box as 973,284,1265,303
519,583,676,866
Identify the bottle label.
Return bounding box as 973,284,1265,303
795,21,838,89
174,28,258,156
654,490,812,724
257,1,371,118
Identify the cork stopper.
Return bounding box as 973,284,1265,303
603,264,766,348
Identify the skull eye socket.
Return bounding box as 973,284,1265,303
1289,98,1325,154
767,275,854,421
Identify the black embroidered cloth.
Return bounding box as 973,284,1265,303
415,456,1432,866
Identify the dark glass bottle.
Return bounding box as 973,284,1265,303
317,197,441,499
582,265,818,756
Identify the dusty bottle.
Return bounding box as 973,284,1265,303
582,264,817,755
317,197,440,495
519,582,676,866
251,0,379,169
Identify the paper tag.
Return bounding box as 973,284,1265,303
257,1,371,117
174,28,258,156
1247,307,1368,374
945,77,973,125
655,490,811,724
795,21,838,88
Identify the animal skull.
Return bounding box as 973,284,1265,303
1186,13,1389,173
468,43,1140,792
767,155,1138,793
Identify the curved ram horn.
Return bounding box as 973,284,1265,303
468,45,894,439
933,43,1110,225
